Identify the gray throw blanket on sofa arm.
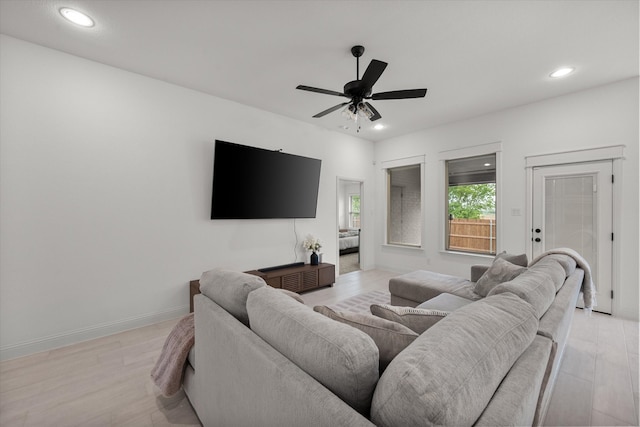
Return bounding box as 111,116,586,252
151,313,194,397
529,247,596,313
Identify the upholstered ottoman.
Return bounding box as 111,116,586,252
389,270,482,307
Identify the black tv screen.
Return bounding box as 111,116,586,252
211,140,322,219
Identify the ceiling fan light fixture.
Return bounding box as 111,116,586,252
342,104,357,120
357,102,374,120
549,67,575,78
59,7,95,27
296,45,427,130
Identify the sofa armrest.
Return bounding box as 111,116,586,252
470,265,490,282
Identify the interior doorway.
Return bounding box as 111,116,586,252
337,178,363,275
531,161,613,314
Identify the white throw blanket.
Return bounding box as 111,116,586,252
529,248,596,314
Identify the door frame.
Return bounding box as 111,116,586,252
525,145,624,314
532,161,613,312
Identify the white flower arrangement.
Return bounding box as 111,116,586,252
302,235,322,253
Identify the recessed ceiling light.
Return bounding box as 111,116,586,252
549,67,575,78
59,8,94,27
373,123,385,130
484,163,491,167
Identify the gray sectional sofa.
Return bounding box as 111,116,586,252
388,251,589,425
183,251,588,426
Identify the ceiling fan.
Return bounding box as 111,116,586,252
296,45,427,129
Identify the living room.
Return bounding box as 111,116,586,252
0,1,638,426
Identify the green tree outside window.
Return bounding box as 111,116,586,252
448,183,496,219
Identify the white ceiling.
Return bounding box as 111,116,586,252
1,0,638,142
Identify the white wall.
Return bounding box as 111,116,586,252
0,36,375,359
2,36,637,361
374,77,639,321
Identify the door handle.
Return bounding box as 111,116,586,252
535,228,541,233
534,238,541,242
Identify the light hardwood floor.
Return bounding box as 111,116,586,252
0,269,638,426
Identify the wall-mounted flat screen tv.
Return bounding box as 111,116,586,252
211,140,322,219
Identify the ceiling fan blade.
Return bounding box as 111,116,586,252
360,59,388,89
364,102,382,121
313,102,350,118
296,85,348,98
371,88,427,100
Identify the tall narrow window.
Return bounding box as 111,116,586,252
349,194,360,228
446,154,496,254
387,164,422,247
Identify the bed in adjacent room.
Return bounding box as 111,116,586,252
339,229,360,255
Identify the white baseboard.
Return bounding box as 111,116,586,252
0,305,189,361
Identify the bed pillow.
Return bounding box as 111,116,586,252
370,304,449,334
314,306,418,372
474,257,528,297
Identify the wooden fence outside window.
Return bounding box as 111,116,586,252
448,218,496,254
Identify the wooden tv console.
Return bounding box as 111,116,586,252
189,263,335,312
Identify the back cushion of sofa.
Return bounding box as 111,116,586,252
199,268,266,326
247,286,379,416
474,335,553,427
370,292,538,427
530,257,569,292
487,268,557,318
544,254,577,277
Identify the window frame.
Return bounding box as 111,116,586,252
348,194,361,228
438,143,502,256
382,155,425,249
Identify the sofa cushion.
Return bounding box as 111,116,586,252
417,292,473,312
474,257,528,297
314,306,418,372
495,251,528,267
487,268,557,318
247,287,379,416
370,304,448,334
277,288,305,303
470,264,490,282
370,293,538,427
475,335,553,427
199,268,266,326
530,257,570,292
543,254,577,277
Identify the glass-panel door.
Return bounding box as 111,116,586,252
532,161,613,313
544,175,596,259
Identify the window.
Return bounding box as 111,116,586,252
387,164,422,247
349,194,360,228
446,153,497,254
